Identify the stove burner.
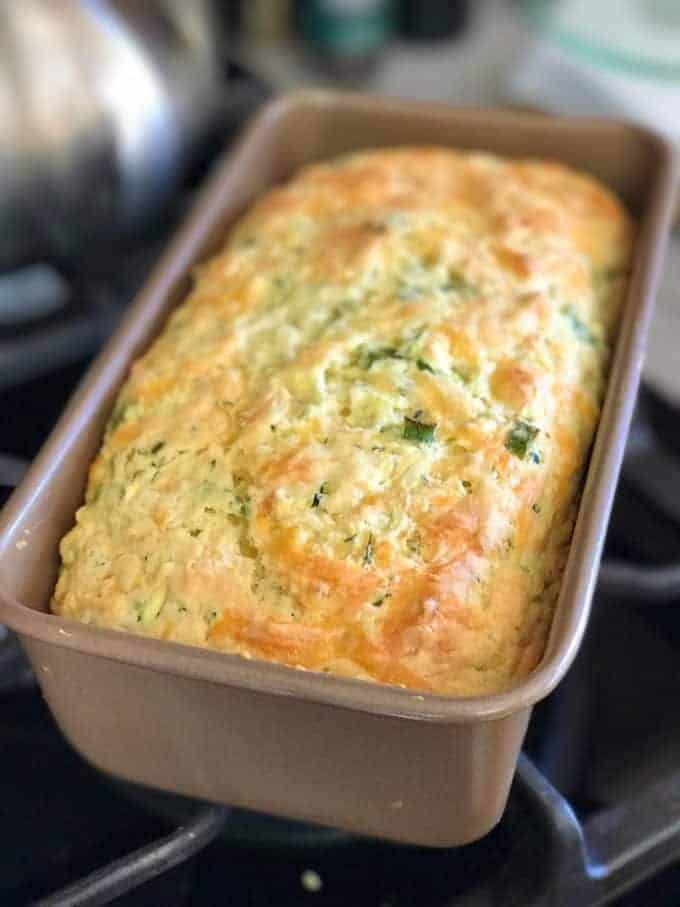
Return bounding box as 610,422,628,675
113,780,353,850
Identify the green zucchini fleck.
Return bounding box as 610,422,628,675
442,270,477,296
592,264,625,291
416,358,435,374
371,593,391,608
363,534,374,567
311,482,328,508
506,420,539,459
452,366,471,384
108,403,130,432
356,346,404,369
561,304,598,345
404,415,436,444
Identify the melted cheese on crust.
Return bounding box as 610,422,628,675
52,148,633,696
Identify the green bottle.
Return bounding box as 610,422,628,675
297,0,395,78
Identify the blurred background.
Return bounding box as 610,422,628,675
3,3,680,905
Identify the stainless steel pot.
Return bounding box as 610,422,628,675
0,0,224,268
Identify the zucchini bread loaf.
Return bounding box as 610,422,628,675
53,147,633,695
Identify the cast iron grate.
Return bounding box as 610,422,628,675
19,749,679,907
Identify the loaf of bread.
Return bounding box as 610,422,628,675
52,148,632,695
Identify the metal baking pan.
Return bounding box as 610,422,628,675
0,93,675,847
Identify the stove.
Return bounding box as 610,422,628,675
2,133,680,907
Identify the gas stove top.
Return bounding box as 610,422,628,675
2,146,680,907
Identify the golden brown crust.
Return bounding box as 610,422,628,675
52,147,633,695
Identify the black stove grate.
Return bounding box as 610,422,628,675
34,805,228,907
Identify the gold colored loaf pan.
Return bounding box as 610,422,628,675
0,94,674,846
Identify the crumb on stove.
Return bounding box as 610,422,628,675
301,869,323,893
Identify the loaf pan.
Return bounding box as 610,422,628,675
0,93,675,847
